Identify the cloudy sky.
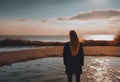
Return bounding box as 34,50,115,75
0,0,120,36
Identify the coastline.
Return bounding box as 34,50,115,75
0,46,120,67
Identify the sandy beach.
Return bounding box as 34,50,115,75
0,46,120,67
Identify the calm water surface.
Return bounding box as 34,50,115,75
0,35,69,42
0,56,120,82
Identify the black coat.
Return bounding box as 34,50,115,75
63,42,84,74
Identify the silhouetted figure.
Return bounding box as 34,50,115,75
63,30,84,82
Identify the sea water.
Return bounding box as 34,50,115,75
0,35,69,42
0,35,67,52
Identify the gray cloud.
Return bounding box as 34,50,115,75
56,17,68,21
68,9,120,20
16,19,30,22
41,9,120,22
41,19,49,23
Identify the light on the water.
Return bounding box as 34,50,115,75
83,35,115,41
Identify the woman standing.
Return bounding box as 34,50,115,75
63,30,84,82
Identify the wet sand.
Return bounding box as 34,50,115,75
0,46,120,67
0,56,120,82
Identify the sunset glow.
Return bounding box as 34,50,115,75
83,35,115,41
0,0,120,36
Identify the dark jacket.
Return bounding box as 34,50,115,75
63,42,84,74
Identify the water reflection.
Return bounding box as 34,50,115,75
84,58,120,82
0,57,120,82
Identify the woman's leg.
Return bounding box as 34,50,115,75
76,73,80,82
67,73,72,82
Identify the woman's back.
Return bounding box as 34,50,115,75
63,42,84,74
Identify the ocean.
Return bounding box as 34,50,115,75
0,35,69,52
0,35,69,42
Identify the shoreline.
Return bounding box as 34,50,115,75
0,46,120,67
0,46,63,67
0,39,120,46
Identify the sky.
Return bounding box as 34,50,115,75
0,0,120,36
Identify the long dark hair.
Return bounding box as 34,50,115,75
69,30,80,56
